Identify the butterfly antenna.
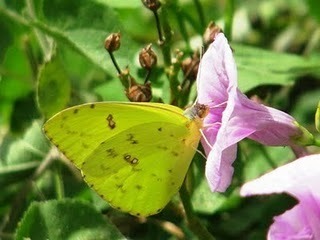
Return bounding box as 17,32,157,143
195,46,204,98
200,129,213,150
196,148,207,160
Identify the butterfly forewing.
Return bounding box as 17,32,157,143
44,102,187,168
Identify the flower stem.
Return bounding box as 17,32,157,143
314,138,320,147
153,10,164,44
54,163,65,200
171,3,191,53
26,0,53,62
258,145,277,169
108,51,122,75
224,0,234,40
3,148,56,231
179,180,215,240
193,0,206,30
158,7,172,67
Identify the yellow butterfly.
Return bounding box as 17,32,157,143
44,102,207,216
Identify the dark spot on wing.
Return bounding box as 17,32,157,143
73,109,79,114
66,130,77,135
135,185,142,190
101,164,110,171
82,142,89,148
90,103,95,109
124,154,139,165
106,148,118,158
171,151,179,156
127,133,138,144
132,167,142,172
157,145,168,150
158,127,162,132
106,114,116,130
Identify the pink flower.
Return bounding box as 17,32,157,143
197,33,313,192
240,154,320,239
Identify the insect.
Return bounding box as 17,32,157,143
43,102,208,216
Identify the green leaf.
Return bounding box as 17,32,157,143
307,0,320,22
37,54,71,119
93,0,141,8
0,121,49,185
0,15,14,62
0,45,33,126
190,156,240,215
94,79,127,101
15,199,126,240
239,140,294,182
35,0,139,74
234,44,320,92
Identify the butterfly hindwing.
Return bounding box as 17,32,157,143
82,122,198,216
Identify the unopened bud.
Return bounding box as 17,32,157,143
139,44,157,69
292,121,315,146
181,54,200,81
203,22,222,46
316,101,320,133
104,33,121,52
142,0,161,11
126,81,152,102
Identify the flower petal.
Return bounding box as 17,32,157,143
240,154,320,239
240,154,320,198
197,32,306,192
197,32,237,106
205,144,237,192
268,204,314,240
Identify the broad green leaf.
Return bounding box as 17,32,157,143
35,0,139,74
290,90,320,125
94,79,128,101
37,54,71,119
211,194,297,237
234,44,320,92
191,156,241,214
239,140,294,182
0,121,49,185
93,0,141,8
0,45,33,125
0,15,13,62
15,199,126,240
307,0,320,22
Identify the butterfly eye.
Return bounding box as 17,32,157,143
196,104,209,119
